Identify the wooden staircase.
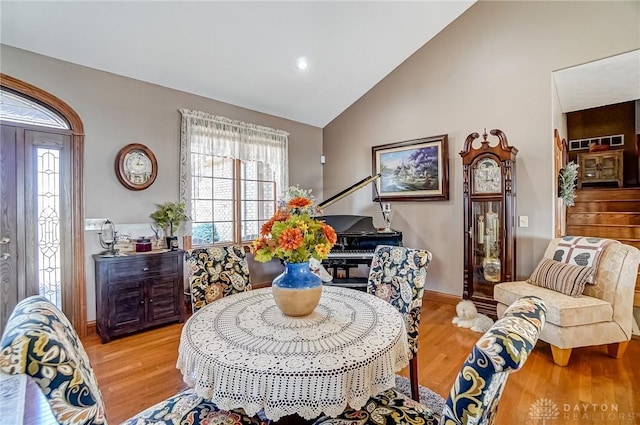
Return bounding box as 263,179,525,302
566,187,640,307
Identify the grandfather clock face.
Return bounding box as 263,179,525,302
472,157,501,194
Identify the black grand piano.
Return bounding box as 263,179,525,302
318,175,403,290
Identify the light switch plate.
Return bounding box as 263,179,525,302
518,216,529,228
85,218,109,231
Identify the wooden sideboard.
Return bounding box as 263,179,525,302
94,250,184,343
577,150,623,189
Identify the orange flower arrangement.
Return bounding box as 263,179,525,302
251,187,337,264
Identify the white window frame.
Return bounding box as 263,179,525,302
568,134,624,151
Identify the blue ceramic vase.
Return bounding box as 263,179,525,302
272,261,322,316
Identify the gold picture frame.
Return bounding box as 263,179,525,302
372,134,449,201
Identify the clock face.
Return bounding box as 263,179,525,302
116,144,157,190
124,151,152,181
473,157,501,194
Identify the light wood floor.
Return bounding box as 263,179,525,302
81,299,640,425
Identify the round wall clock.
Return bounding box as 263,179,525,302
115,143,158,190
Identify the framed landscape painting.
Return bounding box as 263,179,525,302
372,134,449,201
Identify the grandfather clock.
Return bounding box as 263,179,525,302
460,129,517,317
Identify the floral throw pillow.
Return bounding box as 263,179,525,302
527,258,593,297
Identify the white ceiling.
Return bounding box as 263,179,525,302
553,49,640,113
0,1,476,128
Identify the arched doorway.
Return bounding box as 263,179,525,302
0,74,86,336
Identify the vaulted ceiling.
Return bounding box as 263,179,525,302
1,1,476,127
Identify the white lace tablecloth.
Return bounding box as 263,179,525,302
0,373,26,425
177,285,409,421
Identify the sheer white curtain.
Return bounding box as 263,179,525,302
179,109,289,233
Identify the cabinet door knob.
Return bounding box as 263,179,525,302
149,299,153,303
142,267,149,271
140,300,144,304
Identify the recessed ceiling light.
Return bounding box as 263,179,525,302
295,57,308,70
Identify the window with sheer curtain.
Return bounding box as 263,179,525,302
179,109,288,246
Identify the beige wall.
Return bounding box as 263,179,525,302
2,1,639,317
1,45,322,320
323,1,640,297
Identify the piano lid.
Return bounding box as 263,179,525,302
318,174,381,210
322,215,377,234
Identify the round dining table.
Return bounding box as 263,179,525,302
176,285,410,421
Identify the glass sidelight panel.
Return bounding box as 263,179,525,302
36,147,62,306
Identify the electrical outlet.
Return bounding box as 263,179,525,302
518,216,529,228
85,218,109,231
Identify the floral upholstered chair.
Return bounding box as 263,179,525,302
121,391,268,425
439,295,546,425
0,296,270,425
186,245,252,313
312,295,546,425
0,296,107,425
367,245,432,401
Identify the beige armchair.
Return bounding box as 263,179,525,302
494,237,640,366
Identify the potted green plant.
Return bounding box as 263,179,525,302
558,162,580,207
150,202,190,250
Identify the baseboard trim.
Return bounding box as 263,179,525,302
424,290,460,305
86,321,96,336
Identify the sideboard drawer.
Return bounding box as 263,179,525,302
108,254,179,281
